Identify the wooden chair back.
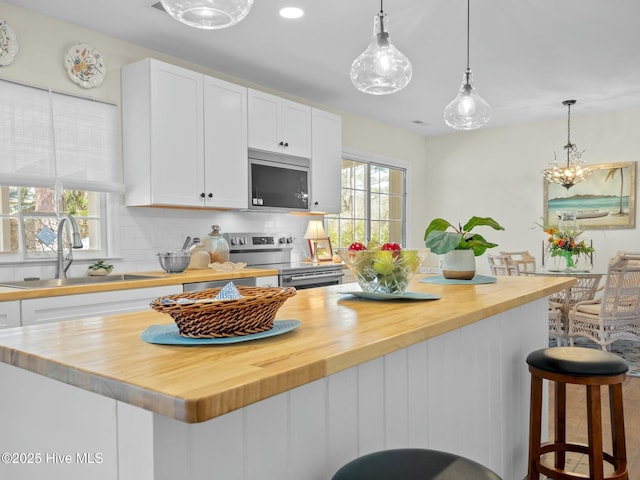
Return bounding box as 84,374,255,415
487,254,517,276
500,251,537,275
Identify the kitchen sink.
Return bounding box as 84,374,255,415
0,274,161,289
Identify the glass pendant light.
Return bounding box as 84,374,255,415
350,0,413,95
542,100,592,190
160,0,254,30
444,0,491,130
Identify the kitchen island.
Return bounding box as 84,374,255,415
0,275,573,480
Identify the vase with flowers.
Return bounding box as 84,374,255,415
542,221,594,271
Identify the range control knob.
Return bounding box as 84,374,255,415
239,237,246,245
229,237,237,246
286,236,293,244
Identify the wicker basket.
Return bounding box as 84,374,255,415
150,286,297,338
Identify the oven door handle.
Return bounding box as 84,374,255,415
281,270,344,283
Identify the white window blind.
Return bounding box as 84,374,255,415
0,79,124,193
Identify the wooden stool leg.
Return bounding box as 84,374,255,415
586,385,605,480
528,375,543,479
554,381,567,470
609,383,628,477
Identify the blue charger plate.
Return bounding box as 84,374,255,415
420,274,496,285
341,291,440,301
140,319,301,345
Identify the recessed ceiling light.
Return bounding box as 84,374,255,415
279,7,304,19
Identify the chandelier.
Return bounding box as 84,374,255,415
542,99,591,190
159,0,253,30
443,0,491,130
350,0,413,95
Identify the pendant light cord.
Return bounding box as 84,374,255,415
567,102,572,146
466,0,470,71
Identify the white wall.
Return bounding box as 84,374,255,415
420,110,640,274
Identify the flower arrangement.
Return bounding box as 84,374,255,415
543,226,594,269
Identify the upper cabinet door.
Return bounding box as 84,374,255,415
248,89,311,158
310,108,342,214
149,62,205,206
281,99,312,158
122,59,204,207
203,76,248,209
247,90,280,153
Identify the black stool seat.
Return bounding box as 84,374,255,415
526,347,628,377
331,448,501,480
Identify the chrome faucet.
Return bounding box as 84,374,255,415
55,214,83,279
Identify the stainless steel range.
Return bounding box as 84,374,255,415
224,232,344,289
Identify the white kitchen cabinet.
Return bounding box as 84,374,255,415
122,58,247,209
248,89,311,158
310,108,342,214
0,301,20,329
21,285,181,326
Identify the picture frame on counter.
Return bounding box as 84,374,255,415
543,161,636,230
308,238,333,261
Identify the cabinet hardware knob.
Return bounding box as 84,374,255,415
208,193,213,198
278,141,284,146
200,193,205,198
284,142,289,147
314,201,319,206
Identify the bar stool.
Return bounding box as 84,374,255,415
331,448,502,479
526,347,628,480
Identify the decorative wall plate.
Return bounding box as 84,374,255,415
0,18,19,66
64,43,106,88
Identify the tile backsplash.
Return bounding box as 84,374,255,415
2,200,313,282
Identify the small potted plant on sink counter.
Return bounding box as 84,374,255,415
87,259,114,276
424,216,505,279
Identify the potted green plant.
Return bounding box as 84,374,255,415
424,216,505,279
87,259,114,276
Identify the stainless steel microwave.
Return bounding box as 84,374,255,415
248,149,310,212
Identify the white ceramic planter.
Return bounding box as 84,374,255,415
87,268,111,276
442,250,476,280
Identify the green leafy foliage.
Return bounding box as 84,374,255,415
88,259,114,271
424,216,505,257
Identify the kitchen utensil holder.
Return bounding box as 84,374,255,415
150,286,296,338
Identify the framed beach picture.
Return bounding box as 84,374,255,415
308,238,333,261
543,161,636,230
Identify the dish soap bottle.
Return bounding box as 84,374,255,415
205,225,230,264
188,237,211,270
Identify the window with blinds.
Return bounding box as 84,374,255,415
0,80,120,262
0,79,123,193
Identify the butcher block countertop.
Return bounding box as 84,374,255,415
0,274,574,423
0,268,278,301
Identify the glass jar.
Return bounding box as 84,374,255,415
188,238,211,270
557,212,581,234
204,225,230,264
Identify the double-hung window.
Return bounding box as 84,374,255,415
327,151,407,249
0,79,122,263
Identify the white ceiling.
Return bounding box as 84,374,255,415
7,0,640,137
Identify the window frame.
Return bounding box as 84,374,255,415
327,147,410,248
0,188,119,265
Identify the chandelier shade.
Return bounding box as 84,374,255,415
159,0,254,29
542,99,592,190
350,1,413,95
443,0,491,130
